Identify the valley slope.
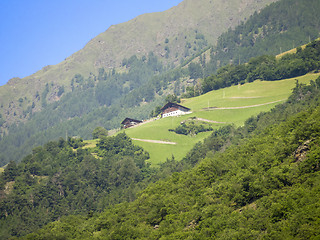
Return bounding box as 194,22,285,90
1,0,320,238
1,41,320,239
16,66,320,240
1,0,320,168
0,0,278,127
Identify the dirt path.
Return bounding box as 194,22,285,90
203,99,286,110
196,118,227,124
132,138,177,145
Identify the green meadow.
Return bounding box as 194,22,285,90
82,72,317,166
123,73,319,166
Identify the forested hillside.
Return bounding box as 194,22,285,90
205,0,320,75
0,0,276,130
2,37,320,240
0,54,167,166
1,0,320,238
18,77,320,239
182,0,320,81
1,0,320,167
184,39,320,97
0,133,154,238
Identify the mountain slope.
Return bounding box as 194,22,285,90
19,75,320,240
124,72,318,165
0,0,278,128
211,0,320,71
1,8,320,167
2,73,320,239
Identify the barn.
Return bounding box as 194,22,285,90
161,102,191,118
121,118,143,129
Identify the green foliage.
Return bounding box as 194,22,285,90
92,126,108,139
4,0,319,167
165,94,180,104
2,1,320,237
20,86,320,239
2,161,20,182
149,105,162,118
1,0,320,169
95,133,150,169
67,137,85,149
169,120,213,136
0,133,154,238
17,67,320,240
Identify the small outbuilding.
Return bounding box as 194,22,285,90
161,102,191,118
121,118,143,129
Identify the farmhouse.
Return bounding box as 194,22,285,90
121,118,143,129
161,102,191,118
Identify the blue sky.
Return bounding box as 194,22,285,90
0,0,183,86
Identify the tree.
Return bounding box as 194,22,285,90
92,127,108,139
165,94,180,104
2,161,19,181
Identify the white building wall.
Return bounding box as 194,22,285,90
162,110,191,118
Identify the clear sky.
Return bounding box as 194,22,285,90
0,0,183,86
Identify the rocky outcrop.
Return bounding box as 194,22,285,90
294,140,311,162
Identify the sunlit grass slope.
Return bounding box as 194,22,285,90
276,37,320,59
124,73,320,166
82,139,99,149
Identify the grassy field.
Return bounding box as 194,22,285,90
80,73,318,166
0,167,4,174
124,116,213,165
122,73,319,166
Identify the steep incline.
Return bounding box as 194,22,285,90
0,0,278,120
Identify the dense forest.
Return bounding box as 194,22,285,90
14,77,320,239
0,133,154,238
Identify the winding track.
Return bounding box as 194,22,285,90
203,99,286,110
195,118,227,124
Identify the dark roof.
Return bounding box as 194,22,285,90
121,118,143,125
161,102,191,111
